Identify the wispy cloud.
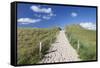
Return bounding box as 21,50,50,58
80,22,96,30
42,16,51,20
42,13,56,20
34,14,41,17
71,12,77,17
49,13,56,17
30,5,52,14
30,5,56,20
17,18,41,24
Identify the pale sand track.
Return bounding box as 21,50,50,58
40,30,80,63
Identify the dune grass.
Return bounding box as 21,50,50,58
65,25,96,61
17,27,60,64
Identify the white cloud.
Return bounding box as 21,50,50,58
30,5,52,14
71,12,77,17
17,18,41,24
49,13,56,17
79,22,96,30
42,13,56,20
34,14,41,17
30,5,56,20
42,16,51,20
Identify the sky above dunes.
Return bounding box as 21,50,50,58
17,3,96,29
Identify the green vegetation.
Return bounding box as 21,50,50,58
17,27,60,64
65,25,96,61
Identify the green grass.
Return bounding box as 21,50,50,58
65,25,96,61
17,27,60,64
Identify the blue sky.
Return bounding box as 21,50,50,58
17,3,96,29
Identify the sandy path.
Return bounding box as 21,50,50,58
40,30,80,63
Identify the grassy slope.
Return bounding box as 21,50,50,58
65,25,96,60
17,27,60,64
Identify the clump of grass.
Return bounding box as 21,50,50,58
65,25,96,61
17,27,60,65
